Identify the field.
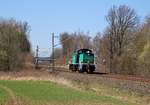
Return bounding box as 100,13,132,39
0,80,139,105
0,69,149,105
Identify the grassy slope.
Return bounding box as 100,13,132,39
82,83,149,105
0,80,135,105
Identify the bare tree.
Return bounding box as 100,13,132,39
106,5,138,56
59,32,92,64
0,18,31,71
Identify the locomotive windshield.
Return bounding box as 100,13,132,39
77,49,92,54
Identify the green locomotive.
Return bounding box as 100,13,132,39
69,49,95,73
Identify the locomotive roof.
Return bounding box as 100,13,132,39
77,49,92,53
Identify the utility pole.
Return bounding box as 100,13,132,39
50,33,72,71
52,33,55,72
35,45,39,69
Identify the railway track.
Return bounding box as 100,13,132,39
52,66,150,83
33,62,150,83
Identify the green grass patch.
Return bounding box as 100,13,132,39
0,86,7,103
0,80,135,105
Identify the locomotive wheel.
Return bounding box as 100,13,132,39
78,69,84,73
88,70,93,74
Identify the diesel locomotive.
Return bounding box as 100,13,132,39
69,49,96,73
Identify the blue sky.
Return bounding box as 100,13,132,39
0,0,150,56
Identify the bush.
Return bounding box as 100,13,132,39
138,42,150,77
